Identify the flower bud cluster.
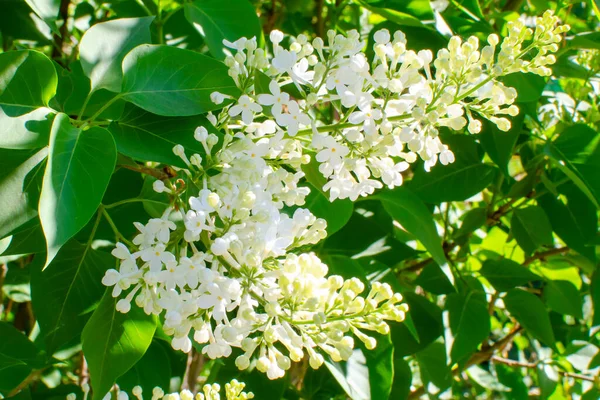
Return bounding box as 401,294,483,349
67,380,252,400
102,118,408,379
497,10,569,76
210,12,567,200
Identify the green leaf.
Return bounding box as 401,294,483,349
327,334,395,400
453,207,486,239
2,262,31,303
31,239,113,354
356,0,426,27
39,114,117,266
565,32,600,50
467,365,510,392
447,289,490,363
538,183,597,262
79,17,154,92
416,341,452,390
480,258,540,292
391,292,443,356
479,113,524,174
407,135,497,203
537,364,559,399
364,334,394,400
0,322,45,392
184,0,262,59
323,254,367,281
544,124,600,209
0,148,47,239
363,0,433,18
0,50,57,116
501,73,546,103
82,291,156,400
121,44,240,116
543,280,583,319
52,61,125,120
510,206,553,255
304,185,353,235
117,341,171,394
0,1,52,43
414,263,455,295
325,357,369,400
389,357,411,400
0,107,54,149
504,289,555,347
108,104,220,168
301,159,353,235
0,220,46,256
23,0,60,32
455,0,484,19
375,187,447,268
592,271,600,327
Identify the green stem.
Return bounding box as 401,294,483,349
104,198,169,209
102,207,134,247
296,113,411,136
81,94,123,129
77,90,94,121
87,208,104,247
455,75,494,103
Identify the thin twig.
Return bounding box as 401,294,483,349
8,368,46,397
523,246,569,266
491,356,596,382
79,353,89,387
0,264,7,316
121,164,171,180
315,0,325,37
181,347,204,392
52,0,72,64
409,326,523,398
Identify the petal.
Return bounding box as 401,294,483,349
348,111,365,124
269,80,281,96
287,101,299,114
229,105,242,117
102,269,120,286
197,295,215,309
316,150,330,162
249,102,263,113
242,110,254,125
288,123,299,136
258,94,275,106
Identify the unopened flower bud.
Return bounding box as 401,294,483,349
194,126,209,142
270,30,284,44
153,180,166,193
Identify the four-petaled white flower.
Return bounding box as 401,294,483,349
258,80,290,115
275,101,310,136
229,95,262,124
197,279,242,321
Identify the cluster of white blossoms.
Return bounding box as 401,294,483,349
213,10,568,201
102,11,567,380
68,380,252,400
102,122,407,379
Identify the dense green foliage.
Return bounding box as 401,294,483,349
1,0,599,399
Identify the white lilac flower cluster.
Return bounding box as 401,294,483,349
102,124,408,379
215,10,567,201
68,380,253,400
102,11,567,380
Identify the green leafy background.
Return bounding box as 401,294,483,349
0,0,599,399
